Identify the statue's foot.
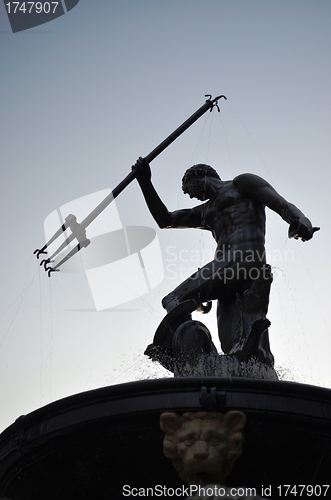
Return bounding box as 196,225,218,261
162,293,212,315
251,317,271,335
162,292,182,313
229,317,272,365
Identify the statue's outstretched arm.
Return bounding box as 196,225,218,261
234,173,319,241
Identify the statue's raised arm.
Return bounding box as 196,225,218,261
132,157,208,230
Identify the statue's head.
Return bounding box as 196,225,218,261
182,164,220,201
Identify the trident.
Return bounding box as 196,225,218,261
34,94,227,276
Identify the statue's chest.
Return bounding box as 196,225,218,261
213,187,247,214
204,189,253,229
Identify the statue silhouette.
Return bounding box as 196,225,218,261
133,158,319,374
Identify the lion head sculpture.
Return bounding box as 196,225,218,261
160,410,246,486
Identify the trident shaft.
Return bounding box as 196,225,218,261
34,94,227,276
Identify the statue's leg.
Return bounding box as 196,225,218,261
160,258,252,351
147,259,275,370
161,273,211,313
238,264,274,365
161,257,234,313
217,296,242,354
217,264,275,365
257,328,274,365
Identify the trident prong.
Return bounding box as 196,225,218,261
46,266,60,277
33,248,47,259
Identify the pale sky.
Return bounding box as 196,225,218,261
1,0,331,432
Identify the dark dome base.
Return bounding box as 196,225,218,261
0,377,331,499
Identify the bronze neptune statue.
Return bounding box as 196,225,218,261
133,158,319,376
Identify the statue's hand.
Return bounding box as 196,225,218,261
132,157,151,183
289,217,320,241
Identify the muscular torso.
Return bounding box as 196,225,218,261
202,181,266,260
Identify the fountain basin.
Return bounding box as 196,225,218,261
0,377,330,499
